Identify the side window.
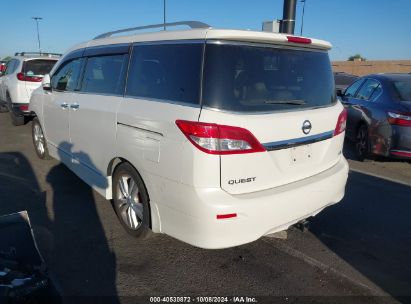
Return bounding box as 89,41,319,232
80,54,128,95
344,79,364,97
5,60,18,75
51,58,83,92
369,84,382,101
356,79,380,101
126,43,203,105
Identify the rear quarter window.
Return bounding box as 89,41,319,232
126,43,203,105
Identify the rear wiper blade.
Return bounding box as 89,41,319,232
264,99,306,105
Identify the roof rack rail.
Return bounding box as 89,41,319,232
93,20,211,40
14,52,62,57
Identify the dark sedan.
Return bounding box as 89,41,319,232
339,73,411,161
334,72,358,96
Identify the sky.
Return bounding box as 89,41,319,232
0,0,410,61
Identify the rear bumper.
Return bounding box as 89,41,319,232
11,103,34,117
156,157,349,249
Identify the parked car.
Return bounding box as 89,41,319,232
0,61,7,76
0,52,60,125
29,21,349,249
339,73,411,161
334,72,358,96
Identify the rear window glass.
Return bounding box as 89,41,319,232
23,60,57,76
126,43,203,105
393,81,411,101
202,43,336,112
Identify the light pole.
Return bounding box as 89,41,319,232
32,17,43,54
300,0,306,36
163,0,166,30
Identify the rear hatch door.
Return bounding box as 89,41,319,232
200,42,345,195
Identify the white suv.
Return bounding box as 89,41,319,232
29,21,349,249
0,53,59,125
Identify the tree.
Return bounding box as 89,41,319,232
1,56,11,62
348,54,366,61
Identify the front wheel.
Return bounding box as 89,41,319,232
112,163,151,238
355,124,369,161
32,117,50,160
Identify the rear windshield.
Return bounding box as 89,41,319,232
393,81,411,101
202,43,335,112
23,59,57,76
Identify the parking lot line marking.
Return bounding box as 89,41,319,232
261,237,383,295
349,168,411,187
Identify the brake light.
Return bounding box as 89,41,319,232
175,120,266,155
334,109,347,136
19,105,29,111
17,73,43,82
287,36,312,44
387,112,411,127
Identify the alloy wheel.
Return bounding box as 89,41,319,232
116,174,144,230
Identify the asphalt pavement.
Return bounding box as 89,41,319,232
0,113,410,304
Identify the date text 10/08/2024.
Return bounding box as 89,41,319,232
149,296,258,303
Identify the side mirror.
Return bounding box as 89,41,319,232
42,74,52,92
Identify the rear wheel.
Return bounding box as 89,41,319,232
32,117,50,160
355,124,368,161
112,163,151,238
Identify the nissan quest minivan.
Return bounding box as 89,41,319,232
29,21,349,249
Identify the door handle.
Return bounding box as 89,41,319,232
60,102,69,109
70,103,79,110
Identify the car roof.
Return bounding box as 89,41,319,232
67,27,332,54
366,73,411,82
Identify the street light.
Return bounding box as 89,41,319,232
300,0,306,36
163,0,166,30
32,17,43,54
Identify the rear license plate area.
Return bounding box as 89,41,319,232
290,145,313,165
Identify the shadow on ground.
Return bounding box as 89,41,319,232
0,151,119,303
309,170,411,302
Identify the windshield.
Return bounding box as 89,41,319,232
393,81,411,101
23,59,57,77
202,43,335,112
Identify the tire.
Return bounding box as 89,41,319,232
112,162,151,238
32,117,50,160
7,95,24,126
355,124,369,161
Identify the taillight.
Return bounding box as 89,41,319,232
19,105,29,111
17,72,43,82
387,112,411,127
287,36,312,44
334,109,347,136
175,120,266,155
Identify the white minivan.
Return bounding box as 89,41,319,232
29,21,349,249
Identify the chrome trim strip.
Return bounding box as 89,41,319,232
117,122,164,137
263,130,334,151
